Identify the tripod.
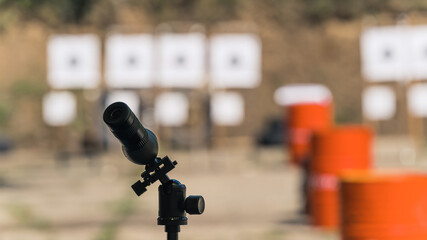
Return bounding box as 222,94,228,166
103,102,205,240
131,156,205,240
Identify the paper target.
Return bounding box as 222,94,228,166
408,26,427,80
43,91,77,126
361,26,409,82
105,91,141,118
47,34,101,89
274,84,332,106
105,34,154,88
407,83,427,117
157,33,206,88
211,92,245,126
362,86,396,121
154,92,189,126
210,34,261,88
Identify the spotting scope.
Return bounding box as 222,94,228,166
103,101,158,165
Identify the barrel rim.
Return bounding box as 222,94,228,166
339,170,427,183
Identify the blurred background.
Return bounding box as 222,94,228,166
2,0,427,240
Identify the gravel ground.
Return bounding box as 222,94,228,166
0,137,426,240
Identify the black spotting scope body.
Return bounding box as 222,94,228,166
103,102,158,165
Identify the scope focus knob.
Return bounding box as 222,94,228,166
185,195,205,215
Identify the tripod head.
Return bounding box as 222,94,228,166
103,102,205,239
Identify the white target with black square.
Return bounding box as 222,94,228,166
210,34,261,89
47,34,101,89
361,26,409,82
408,26,427,80
157,33,206,88
105,34,154,88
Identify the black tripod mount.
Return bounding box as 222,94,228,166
131,156,205,240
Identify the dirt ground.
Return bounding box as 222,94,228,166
0,136,426,240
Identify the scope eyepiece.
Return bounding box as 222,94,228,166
103,102,158,165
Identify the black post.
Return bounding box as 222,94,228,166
167,232,178,240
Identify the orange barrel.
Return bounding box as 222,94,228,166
340,172,427,240
308,126,372,228
287,103,332,166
